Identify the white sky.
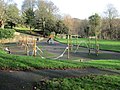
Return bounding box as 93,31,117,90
14,0,120,19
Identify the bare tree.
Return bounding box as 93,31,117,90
104,4,119,39
63,15,74,58
72,18,81,35
63,15,74,35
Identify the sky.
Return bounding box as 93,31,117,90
14,0,120,19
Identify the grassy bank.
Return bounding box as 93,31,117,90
0,50,120,70
55,38,120,52
35,75,120,90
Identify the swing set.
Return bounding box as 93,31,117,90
67,34,99,56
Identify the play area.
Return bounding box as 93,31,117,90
4,33,120,61
1,32,120,89
1,0,120,89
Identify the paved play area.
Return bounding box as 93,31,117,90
5,38,120,60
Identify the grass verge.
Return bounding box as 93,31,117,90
0,50,120,70
35,75,120,90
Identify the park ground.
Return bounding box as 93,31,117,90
0,33,120,90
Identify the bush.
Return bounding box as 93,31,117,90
0,29,15,39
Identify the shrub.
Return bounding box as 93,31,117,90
0,29,15,39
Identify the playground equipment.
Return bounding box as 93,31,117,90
18,36,43,57
67,35,99,56
53,47,68,59
66,34,80,59
18,35,68,60
47,32,55,44
17,33,99,60
74,41,89,53
88,36,99,55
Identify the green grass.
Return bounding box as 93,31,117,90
55,38,120,52
0,50,85,70
0,50,120,90
85,60,120,70
14,27,32,30
14,27,39,36
35,75,120,90
0,50,120,70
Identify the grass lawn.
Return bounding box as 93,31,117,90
55,38,120,52
14,27,31,31
0,50,120,70
35,75,120,90
85,60,120,70
14,27,37,35
0,50,119,90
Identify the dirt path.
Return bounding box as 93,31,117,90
0,68,120,90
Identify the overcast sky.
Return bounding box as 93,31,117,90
14,0,120,19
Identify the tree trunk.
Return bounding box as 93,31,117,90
30,26,32,34
1,20,4,29
88,37,91,54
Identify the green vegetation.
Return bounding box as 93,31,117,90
0,50,120,70
86,60,120,70
0,50,85,70
14,27,38,36
55,38,120,52
0,29,15,39
14,27,31,31
35,75,120,90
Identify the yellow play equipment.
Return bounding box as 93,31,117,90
47,32,55,44
18,36,43,57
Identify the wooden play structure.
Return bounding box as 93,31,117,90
17,34,68,59
67,34,78,59
67,34,99,56
18,36,43,57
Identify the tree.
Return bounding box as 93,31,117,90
80,19,89,38
35,0,58,36
104,4,119,39
89,13,101,55
0,0,13,29
0,0,6,29
22,0,36,33
6,3,20,29
63,15,74,58
23,8,35,32
72,18,81,35
63,15,74,35
22,0,36,12
55,20,68,34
